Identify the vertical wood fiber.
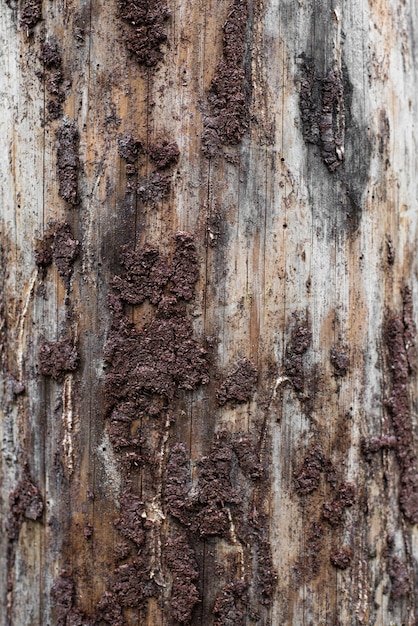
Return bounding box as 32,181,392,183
1,0,418,624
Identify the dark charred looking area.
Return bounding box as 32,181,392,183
299,59,345,172
20,0,42,31
118,0,170,67
202,0,251,158
56,121,80,205
384,286,418,523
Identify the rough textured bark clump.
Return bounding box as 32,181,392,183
56,121,80,204
216,358,257,406
202,0,250,157
384,287,418,523
35,221,79,288
20,0,42,31
165,532,200,623
38,338,79,380
7,466,43,540
118,0,170,67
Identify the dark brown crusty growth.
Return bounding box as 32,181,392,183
216,358,258,406
20,0,42,30
50,573,76,626
284,321,312,394
137,171,172,205
104,296,209,411
165,531,200,623
35,221,79,288
170,232,199,301
385,536,411,601
165,435,239,538
164,433,276,606
7,465,43,540
330,547,352,569
39,39,66,120
105,233,207,411
294,443,325,495
118,133,142,163
232,434,264,479
148,140,180,170
299,60,345,172
112,246,170,305
322,482,355,527
360,435,397,460
330,346,350,376
213,580,248,625
384,286,418,523
38,337,79,381
202,0,250,157
56,121,80,204
118,0,170,67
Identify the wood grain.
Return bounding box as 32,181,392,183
1,0,418,624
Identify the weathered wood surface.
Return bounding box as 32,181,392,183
1,0,418,624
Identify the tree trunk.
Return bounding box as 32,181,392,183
1,0,418,624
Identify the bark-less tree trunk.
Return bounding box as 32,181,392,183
1,0,418,624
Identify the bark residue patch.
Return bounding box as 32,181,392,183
114,492,147,547
165,531,200,623
51,572,127,625
137,171,172,205
39,39,66,120
148,140,180,170
112,246,171,305
232,435,264,480
108,558,159,608
322,482,355,527
164,433,276,608
56,121,80,205
202,0,250,158
386,234,395,265
119,135,179,204
7,465,43,540
294,444,324,495
118,133,143,175
299,60,345,172
303,522,324,579
20,0,42,30
104,299,208,411
38,337,79,381
216,358,258,406
360,435,397,460
384,286,418,523
118,134,143,164
385,537,411,601
330,547,352,569
330,346,350,377
165,435,238,538
170,232,199,301
284,321,312,394
105,233,206,412
51,573,76,625
118,0,170,67
165,436,264,536
35,221,79,289
213,580,247,625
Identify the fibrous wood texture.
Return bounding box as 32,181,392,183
1,0,418,624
